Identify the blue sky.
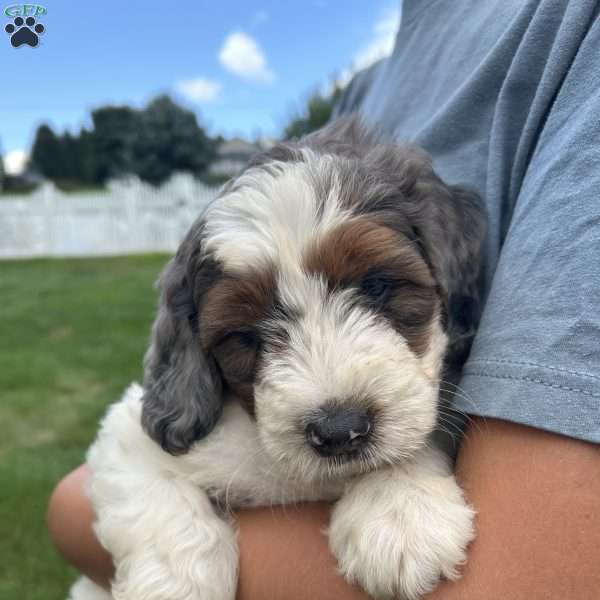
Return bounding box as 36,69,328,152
0,0,400,173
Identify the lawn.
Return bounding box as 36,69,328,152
0,254,169,600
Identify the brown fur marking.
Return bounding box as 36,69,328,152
200,267,278,416
304,218,439,355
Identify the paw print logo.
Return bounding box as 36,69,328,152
5,16,45,47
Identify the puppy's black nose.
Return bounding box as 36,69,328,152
305,407,371,456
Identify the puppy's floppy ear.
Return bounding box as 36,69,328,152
398,152,486,363
141,224,223,455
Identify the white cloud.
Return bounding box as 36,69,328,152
355,6,400,70
175,77,222,103
219,31,275,84
3,149,28,176
336,6,401,88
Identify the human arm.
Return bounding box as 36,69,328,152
48,416,600,600
235,417,600,600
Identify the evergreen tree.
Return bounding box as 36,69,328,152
30,124,65,179
78,128,98,184
90,105,140,182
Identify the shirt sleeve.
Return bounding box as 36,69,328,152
455,16,600,443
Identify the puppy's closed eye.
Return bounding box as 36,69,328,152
212,331,261,384
360,276,393,302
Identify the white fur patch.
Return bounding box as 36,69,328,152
203,152,352,273
329,446,475,600
69,577,112,600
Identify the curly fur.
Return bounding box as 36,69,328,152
70,117,485,600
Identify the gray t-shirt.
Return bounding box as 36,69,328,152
337,0,600,443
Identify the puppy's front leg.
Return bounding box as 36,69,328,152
80,389,239,600
329,446,475,600
91,469,238,600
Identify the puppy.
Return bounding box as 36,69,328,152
70,117,486,600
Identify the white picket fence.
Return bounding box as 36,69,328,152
0,174,221,259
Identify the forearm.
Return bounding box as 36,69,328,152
237,418,600,600
47,465,114,589
48,418,600,599
431,418,600,600
237,502,368,600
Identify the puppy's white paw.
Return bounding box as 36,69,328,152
69,577,113,600
329,469,475,600
111,524,238,600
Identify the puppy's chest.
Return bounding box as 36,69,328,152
180,402,345,509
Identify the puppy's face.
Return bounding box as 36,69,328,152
141,119,485,481
201,158,445,479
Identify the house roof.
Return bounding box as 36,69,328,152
217,138,260,158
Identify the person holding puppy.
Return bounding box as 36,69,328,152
48,1,600,598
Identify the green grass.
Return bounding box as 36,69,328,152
0,254,169,600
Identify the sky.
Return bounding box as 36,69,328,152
0,0,401,174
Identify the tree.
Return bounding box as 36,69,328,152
90,106,140,182
284,83,344,140
30,125,99,186
27,96,218,187
133,95,217,185
30,124,65,179
60,132,82,181
77,128,98,184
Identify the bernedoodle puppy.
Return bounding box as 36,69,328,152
70,117,486,600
